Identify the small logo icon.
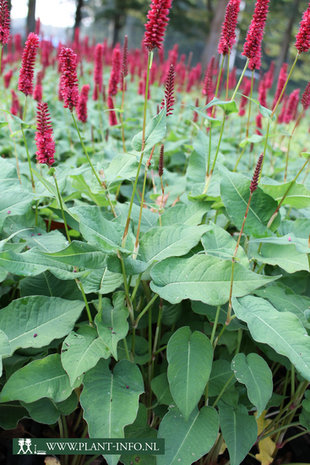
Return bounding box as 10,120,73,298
17,438,33,455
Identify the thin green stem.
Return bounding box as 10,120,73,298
210,305,221,346
122,51,153,246
212,374,234,407
210,115,225,175
134,294,158,329
225,51,230,100
231,59,249,101
245,70,255,139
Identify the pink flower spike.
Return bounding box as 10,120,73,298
77,84,90,123
288,236,292,242
301,82,310,110
108,44,121,96
284,89,299,124
93,43,103,100
272,63,288,110
144,0,173,51
0,0,10,46
35,102,55,166
218,0,240,55
295,3,310,53
107,96,118,126
161,63,175,116
18,33,39,96
242,0,270,70
59,47,79,111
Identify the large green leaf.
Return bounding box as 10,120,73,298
138,224,208,264
157,406,219,465
150,255,278,305
0,296,84,355
80,267,123,294
167,327,213,419
104,154,139,184
0,354,73,403
0,188,33,230
261,181,310,209
201,223,248,266
231,353,273,418
0,330,11,377
208,360,235,397
151,372,174,406
132,108,166,152
0,248,85,279
21,398,60,425
0,402,29,429
160,202,209,226
43,241,107,269
249,241,309,273
255,283,310,329
80,359,144,463
233,296,310,381
70,205,133,253
219,404,257,465
95,292,129,360
220,171,279,237
61,326,110,386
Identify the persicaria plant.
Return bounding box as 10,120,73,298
0,1,310,465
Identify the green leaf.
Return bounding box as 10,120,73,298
233,296,310,381
0,188,33,230
160,202,209,226
132,108,166,152
104,154,139,184
157,406,219,465
0,402,29,429
255,283,310,329
80,359,144,465
201,223,248,266
299,391,310,430
70,205,133,253
80,267,123,294
0,296,84,355
220,171,279,237
95,292,129,360
0,330,11,376
151,372,174,406
138,224,208,265
208,360,235,397
219,404,257,465
239,134,264,148
43,241,107,269
0,354,73,403
21,398,60,425
261,181,310,209
167,327,213,419
150,255,278,305
231,353,273,418
20,271,81,300
249,240,309,273
61,327,110,386
206,98,238,114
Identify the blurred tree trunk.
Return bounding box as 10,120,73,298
74,0,84,33
111,0,126,46
201,0,227,67
275,0,300,78
26,0,36,35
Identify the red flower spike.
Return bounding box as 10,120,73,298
265,61,274,89
122,35,128,78
158,145,164,176
107,96,118,126
93,43,103,100
18,33,39,96
161,63,175,116
3,68,12,88
295,2,310,53
10,89,21,117
144,0,173,51
33,70,43,102
272,62,288,110
284,89,300,124
242,0,270,70
301,82,310,110
257,76,267,108
238,78,251,116
278,96,288,124
77,84,90,123
256,113,262,135
202,56,215,101
108,44,121,96
59,47,79,111
250,153,263,193
218,0,240,55
0,0,10,46
35,102,55,166
193,97,199,123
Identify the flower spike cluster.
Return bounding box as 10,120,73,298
295,2,310,53
218,0,240,55
250,153,264,193
0,0,10,45
161,63,175,116
272,62,288,110
35,102,55,166
301,82,310,110
18,33,39,96
59,47,79,111
242,0,270,70
77,84,90,123
144,0,173,51
93,43,103,100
